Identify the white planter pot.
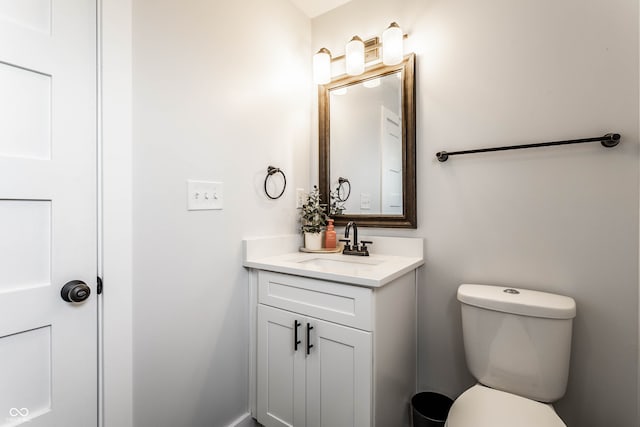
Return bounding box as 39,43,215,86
304,232,323,250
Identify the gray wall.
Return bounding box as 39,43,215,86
131,1,311,425
313,0,639,425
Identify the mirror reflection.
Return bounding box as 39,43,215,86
329,72,403,215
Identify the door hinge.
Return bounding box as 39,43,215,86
97,276,103,295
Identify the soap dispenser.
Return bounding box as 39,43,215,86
325,219,336,249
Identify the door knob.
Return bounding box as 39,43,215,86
61,280,91,303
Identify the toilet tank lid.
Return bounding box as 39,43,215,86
457,284,576,319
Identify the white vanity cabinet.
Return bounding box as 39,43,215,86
250,270,417,427
257,304,372,427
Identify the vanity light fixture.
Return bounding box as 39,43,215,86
313,48,332,85
313,22,407,84
345,36,365,76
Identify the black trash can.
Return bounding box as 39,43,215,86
411,392,454,427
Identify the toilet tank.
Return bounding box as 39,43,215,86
457,284,576,403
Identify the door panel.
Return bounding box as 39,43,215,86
0,200,50,292
0,326,51,420
0,0,51,34
306,319,372,427
0,0,97,426
257,305,306,427
0,62,51,159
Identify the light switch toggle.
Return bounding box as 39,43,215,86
196,192,219,200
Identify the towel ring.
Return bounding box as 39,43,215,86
336,177,351,202
264,166,287,200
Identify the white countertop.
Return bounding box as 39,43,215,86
243,235,424,287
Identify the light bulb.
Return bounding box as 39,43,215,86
345,36,365,76
313,48,332,85
382,22,403,65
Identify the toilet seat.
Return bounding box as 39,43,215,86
445,384,566,427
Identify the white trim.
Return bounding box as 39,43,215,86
248,269,259,418
96,0,104,425
100,0,133,426
227,412,257,427
415,266,420,395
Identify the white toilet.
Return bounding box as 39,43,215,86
445,284,576,427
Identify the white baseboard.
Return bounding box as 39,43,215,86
227,412,258,427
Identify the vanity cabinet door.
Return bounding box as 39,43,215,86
305,318,372,427
257,305,306,427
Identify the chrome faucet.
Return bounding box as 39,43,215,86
340,221,372,256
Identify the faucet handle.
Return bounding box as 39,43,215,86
339,239,352,251
360,240,372,255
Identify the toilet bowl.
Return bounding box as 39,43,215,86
445,384,565,427
447,284,576,427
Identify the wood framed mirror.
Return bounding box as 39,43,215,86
319,53,416,228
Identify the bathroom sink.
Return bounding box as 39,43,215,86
264,252,417,286
296,257,383,270
298,256,382,268
243,235,425,287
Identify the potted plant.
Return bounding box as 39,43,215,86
300,186,328,250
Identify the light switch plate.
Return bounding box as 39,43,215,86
360,192,371,210
187,180,223,210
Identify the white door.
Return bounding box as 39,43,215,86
257,305,306,427
380,106,402,215
0,1,97,426
306,318,372,427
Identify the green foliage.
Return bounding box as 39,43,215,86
329,186,346,216
299,185,328,234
